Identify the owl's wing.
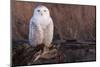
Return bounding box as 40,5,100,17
43,18,54,47
29,19,43,47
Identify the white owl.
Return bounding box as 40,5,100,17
29,5,54,52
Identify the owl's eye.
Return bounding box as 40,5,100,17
37,10,40,12
44,10,46,12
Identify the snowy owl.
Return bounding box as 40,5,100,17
29,5,54,52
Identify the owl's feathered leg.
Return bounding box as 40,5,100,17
39,45,57,59
43,46,49,52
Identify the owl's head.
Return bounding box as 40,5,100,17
33,5,50,17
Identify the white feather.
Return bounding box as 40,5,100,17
29,5,54,47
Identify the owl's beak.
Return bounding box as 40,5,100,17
41,13,43,16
